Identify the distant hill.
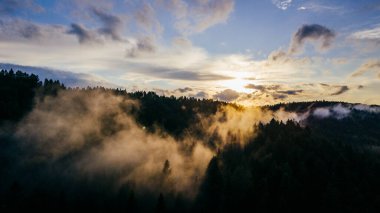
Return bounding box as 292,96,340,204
0,63,117,88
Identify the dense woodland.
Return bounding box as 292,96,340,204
1,70,380,212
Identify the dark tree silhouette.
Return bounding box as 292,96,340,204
156,193,166,213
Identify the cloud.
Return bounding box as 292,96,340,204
312,108,331,118
138,67,233,81
175,87,193,93
243,84,302,101
351,59,380,78
57,0,114,18
312,104,352,119
91,7,124,41
245,84,268,92
134,1,163,35
172,37,193,48
67,23,98,44
126,37,156,57
213,89,240,102
297,3,341,12
265,50,311,67
272,93,288,100
330,85,349,96
0,19,67,42
244,84,281,92
277,89,303,95
353,104,380,113
0,0,44,16
159,0,235,34
0,19,42,40
242,82,364,105
350,26,380,43
272,0,292,10
289,24,335,54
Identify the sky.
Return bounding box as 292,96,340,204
0,0,380,105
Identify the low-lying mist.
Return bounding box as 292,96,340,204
13,90,214,198
1,87,380,211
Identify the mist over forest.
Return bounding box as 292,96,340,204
0,69,380,212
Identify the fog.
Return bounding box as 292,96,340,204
14,90,212,198
3,90,379,203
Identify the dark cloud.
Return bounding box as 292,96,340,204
289,24,335,54
175,87,193,93
244,84,304,101
244,84,281,92
277,90,303,95
91,8,123,41
67,23,97,44
272,93,288,100
213,89,240,102
0,0,43,16
330,86,349,96
271,89,303,100
244,84,267,92
138,66,233,81
0,19,42,40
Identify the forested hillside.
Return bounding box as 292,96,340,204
1,70,380,212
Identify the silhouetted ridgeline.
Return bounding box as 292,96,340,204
1,70,380,212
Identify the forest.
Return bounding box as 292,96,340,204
1,69,380,212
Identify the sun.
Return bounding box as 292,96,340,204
219,72,254,93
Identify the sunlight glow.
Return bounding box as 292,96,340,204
218,72,254,93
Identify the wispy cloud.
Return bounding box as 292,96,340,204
0,19,66,42
297,2,341,12
351,59,380,79
159,0,235,35
91,7,124,41
134,1,163,35
126,36,156,58
272,0,292,10
350,25,380,43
